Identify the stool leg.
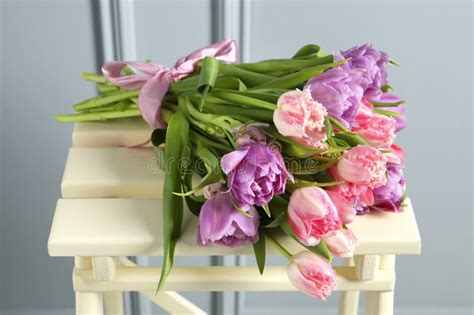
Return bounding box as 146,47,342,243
76,292,104,315
364,255,395,315
339,257,360,315
104,292,124,315
75,257,104,315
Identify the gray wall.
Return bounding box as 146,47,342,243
0,0,472,314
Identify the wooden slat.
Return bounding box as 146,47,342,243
48,198,421,257
73,118,151,147
61,147,162,198
73,265,395,293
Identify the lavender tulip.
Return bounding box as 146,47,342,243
197,193,259,247
336,43,389,101
221,143,293,207
372,163,406,212
305,60,364,128
377,92,407,132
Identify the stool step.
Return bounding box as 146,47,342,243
48,198,421,257
73,264,395,293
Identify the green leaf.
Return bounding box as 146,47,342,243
174,143,222,197
204,103,274,123
292,44,321,59
234,55,333,75
214,77,247,91
334,132,367,147
249,59,347,90
373,109,406,118
210,89,277,110
73,90,140,111
169,75,200,93
198,57,220,111
157,110,189,292
261,211,286,228
218,62,276,87
81,72,106,83
371,100,405,108
253,229,266,274
261,203,271,218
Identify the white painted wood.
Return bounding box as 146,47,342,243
354,255,380,281
92,257,117,281
339,257,359,315
76,292,104,315
73,265,394,293
48,198,420,257
103,292,124,315
72,118,151,147
75,256,104,315
74,257,92,270
118,257,207,314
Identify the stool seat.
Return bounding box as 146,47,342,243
48,197,420,257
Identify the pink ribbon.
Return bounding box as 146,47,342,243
102,39,238,129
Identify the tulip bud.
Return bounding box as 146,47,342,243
287,251,336,300
324,228,358,258
288,187,342,246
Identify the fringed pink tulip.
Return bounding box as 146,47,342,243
337,145,388,188
324,228,358,258
326,190,356,225
287,251,337,300
273,89,328,148
288,187,342,246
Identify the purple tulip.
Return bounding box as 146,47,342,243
197,193,259,247
372,163,406,212
377,92,407,132
221,143,293,207
305,61,364,128
336,43,389,101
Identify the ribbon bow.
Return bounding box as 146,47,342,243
102,39,238,128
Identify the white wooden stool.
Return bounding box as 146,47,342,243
48,118,421,315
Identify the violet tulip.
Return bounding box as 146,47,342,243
337,145,388,189
197,193,259,247
372,163,406,212
305,63,364,129
273,89,327,148
335,43,389,101
221,143,293,207
288,187,342,246
287,251,337,300
324,228,358,258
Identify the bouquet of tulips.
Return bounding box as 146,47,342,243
57,39,407,300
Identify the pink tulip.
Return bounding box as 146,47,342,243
326,190,356,225
337,145,388,188
356,114,396,148
273,89,328,148
288,187,342,246
328,166,375,212
287,251,337,300
386,144,405,165
353,99,396,148
324,228,358,258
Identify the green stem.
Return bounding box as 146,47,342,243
74,90,140,111
56,109,141,122
328,116,348,132
265,233,292,260
81,72,106,83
